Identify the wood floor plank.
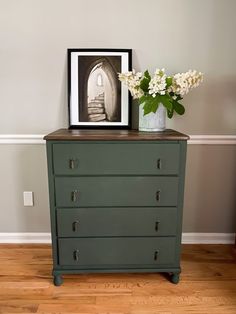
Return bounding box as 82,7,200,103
0,244,235,313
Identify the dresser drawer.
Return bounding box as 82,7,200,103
57,207,177,237
55,177,179,207
52,143,180,175
58,237,176,266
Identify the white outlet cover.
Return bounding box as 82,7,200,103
23,191,34,206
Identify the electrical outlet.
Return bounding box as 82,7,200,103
23,191,34,206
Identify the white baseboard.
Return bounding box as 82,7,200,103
0,232,235,244
182,233,235,244
0,233,51,243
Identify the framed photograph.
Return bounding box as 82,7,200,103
68,48,132,129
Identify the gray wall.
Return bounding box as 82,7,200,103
0,0,236,233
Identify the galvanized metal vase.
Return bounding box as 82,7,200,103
139,103,166,132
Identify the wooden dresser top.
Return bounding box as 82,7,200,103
44,129,189,141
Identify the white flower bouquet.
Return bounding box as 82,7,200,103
118,69,203,118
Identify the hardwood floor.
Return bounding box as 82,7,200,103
0,244,236,313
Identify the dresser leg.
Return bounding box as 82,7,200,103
170,272,180,284
53,274,63,286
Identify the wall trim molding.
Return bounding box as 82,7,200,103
0,134,45,144
0,232,234,244
188,135,236,145
0,134,236,145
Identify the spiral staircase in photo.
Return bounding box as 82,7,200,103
88,93,107,122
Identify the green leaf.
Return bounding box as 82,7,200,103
144,70,151,80
141,95,159,115
139,70,151,93
139,77,149,93
159,95,173,111
167,108,174,119
150,101,159,114
142,102,151,115
176,95,183,101
166,76,173,87
139,95,147,104
173,100,185,115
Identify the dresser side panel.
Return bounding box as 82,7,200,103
175,140,188,266
46,141,59,268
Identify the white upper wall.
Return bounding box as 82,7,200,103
0,0,236,134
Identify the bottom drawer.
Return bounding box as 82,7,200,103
58,237,176,267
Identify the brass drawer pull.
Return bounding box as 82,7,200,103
69,159,78,169
71,190,79,202
73,250,79,261
154,250,159,261
157,158,162,169
155,221,160,232
72,220,79,232
156,190,161,202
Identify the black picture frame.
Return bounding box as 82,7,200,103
68,48,132,129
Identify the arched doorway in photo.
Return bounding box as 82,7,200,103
78,56,121,123
87,59,120,122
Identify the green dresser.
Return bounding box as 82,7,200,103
44,129,189,286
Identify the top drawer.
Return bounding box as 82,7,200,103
52,142,180,175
